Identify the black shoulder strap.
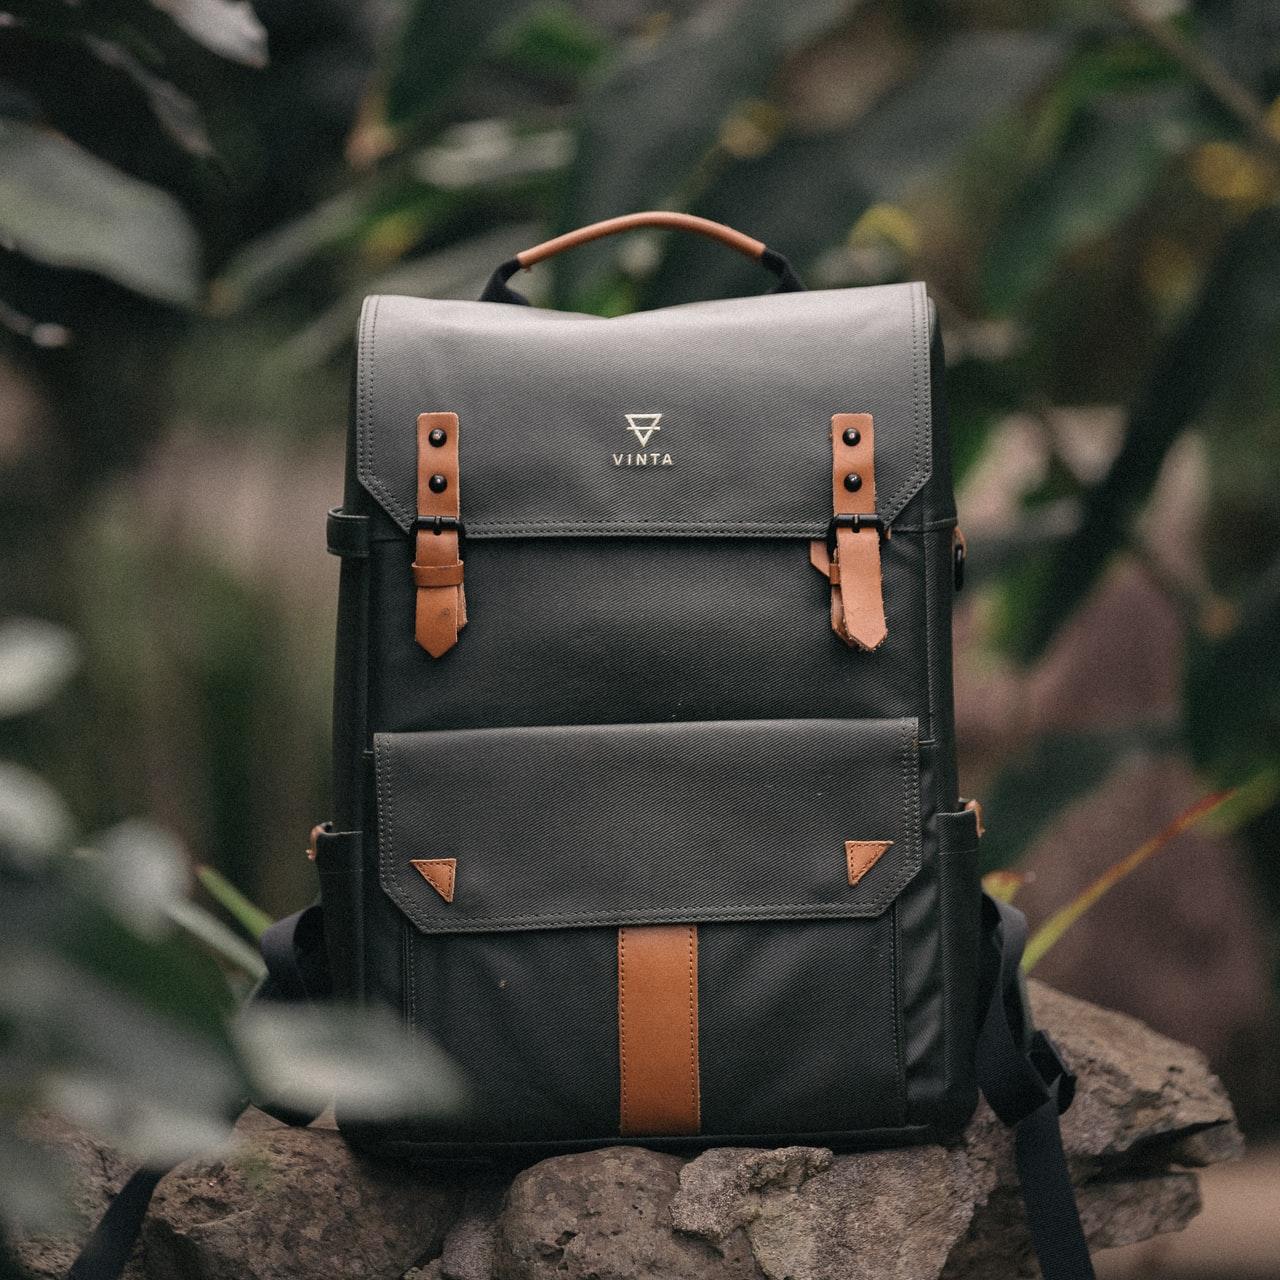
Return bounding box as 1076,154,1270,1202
65,907,329,1280
977,893,1096,1280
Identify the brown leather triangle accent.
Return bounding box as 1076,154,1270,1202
845,840,893,886
410,857,456,903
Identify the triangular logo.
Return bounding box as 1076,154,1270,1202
410,857,456,903
625,413,662,446
845,840,893,886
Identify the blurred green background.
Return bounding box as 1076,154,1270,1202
2,0,1280,1272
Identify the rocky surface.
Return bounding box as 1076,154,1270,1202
16,981,1242,1280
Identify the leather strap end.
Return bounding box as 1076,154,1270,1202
829,413,888,651
414,412,464,658
834,527,888,651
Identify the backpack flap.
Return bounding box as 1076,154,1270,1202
376,716,921,935
353,283,939,541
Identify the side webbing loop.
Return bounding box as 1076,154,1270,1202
977,893,1096,1280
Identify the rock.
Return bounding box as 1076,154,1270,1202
671,1147,833,1244
1027,982,1243,1178
662,981,1242,1280
493,1147,762,1280
439,1176,507,1280
142,1120,461,1280
673,1144,977,1280
13,982,1241,1280
9,1111,147,1280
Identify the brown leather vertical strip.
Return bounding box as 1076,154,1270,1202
618,925,700,1136
414,412,466,657
830,412,887,651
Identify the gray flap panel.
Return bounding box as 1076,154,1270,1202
356,283,933,538
377,716,921,934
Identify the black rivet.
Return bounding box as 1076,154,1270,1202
842,427,861,447
843,472,862,492
429,473,448,493
428,427,447,447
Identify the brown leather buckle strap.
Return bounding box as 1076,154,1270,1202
815,413,888,651
618,925,700,1137
413,412,466,657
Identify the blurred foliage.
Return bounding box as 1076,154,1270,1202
0,619,461,1266
3,0,1280,1241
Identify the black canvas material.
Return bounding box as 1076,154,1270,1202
324,277,978,1153
66,255,1095,1280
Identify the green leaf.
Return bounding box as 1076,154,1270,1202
494,2,609,83
1010,206,1280,660
1185,556,1280,789
1022,787,1238,971
166,899,268,981
983,89,1205,312
236,1004,467,1122
385,0,540,129
2,0,267,67
0,619,79,719
196,863,274,941
0,763,76,861
83,36,216,156
148,0,268,68
91,822,191,938
554,0,862,303
638,31,1068,308
0,120,202,307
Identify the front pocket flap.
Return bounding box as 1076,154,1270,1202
377,717,920,934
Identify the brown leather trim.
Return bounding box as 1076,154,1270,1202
414,411,465,657
808,538,835,582
845,839,893,886
410,857,456,903
516,212,765,269
962,797,986,837
617,925,700,1136
829,412,888,651
306,822,326,863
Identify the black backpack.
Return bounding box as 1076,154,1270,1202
72,213,1094,1280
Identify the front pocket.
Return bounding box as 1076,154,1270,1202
374,716,920,1143
376,717,921,932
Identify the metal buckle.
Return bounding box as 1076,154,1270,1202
825,512,885,556
413,515,466,545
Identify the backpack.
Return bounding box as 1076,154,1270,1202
71,213,1094,1280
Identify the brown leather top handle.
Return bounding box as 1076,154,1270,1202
480,210,804,305
516,212,766,268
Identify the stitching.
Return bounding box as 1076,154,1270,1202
891,281,927,522
922,521,936,742
889,901,906,1124
903,718,920,875
389,902,920,930
445,518,955,538
618,929,628,1132
687,927,700,1128
375,742,393,866
458,522,940,539
360,285,937,534
381,718,923,933
403,918,415,1029
356,298,416,528
412,858,456,902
